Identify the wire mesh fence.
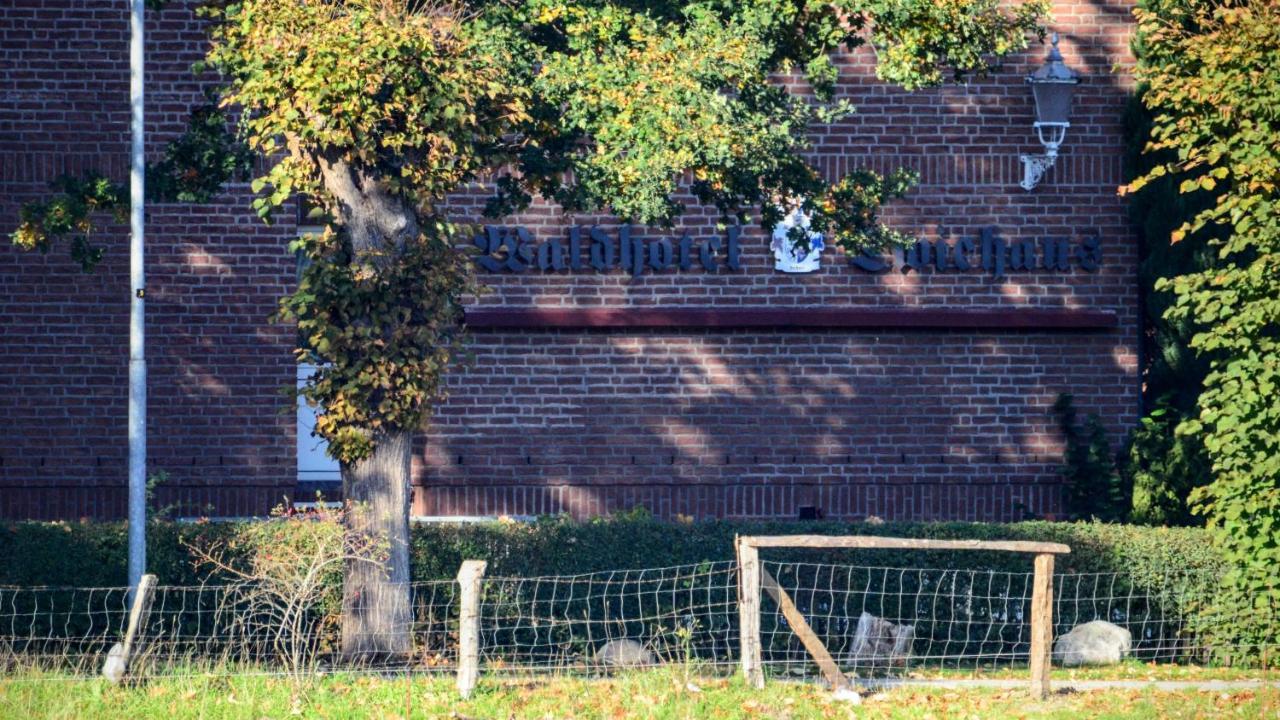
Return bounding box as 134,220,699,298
761,563,1036,677
756,562,1239,680
478,561,739,674
0,560,1269,683
0,581,459,678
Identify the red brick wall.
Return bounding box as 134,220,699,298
0,0,297,519
1,0,1139,521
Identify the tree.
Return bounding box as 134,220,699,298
1124,0,1280,655
1119,0,1220,527
12,0,1046,656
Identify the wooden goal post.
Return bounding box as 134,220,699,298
735,535,1071,699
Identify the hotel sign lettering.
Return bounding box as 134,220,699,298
472,225,1101,278
473,225,741,275
852,227,1102,278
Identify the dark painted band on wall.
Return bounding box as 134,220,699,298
464,308,1118,330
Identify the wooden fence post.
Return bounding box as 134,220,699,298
456,560,487,699
1029,553,1055,700
736,537,764,689
103,573,157,683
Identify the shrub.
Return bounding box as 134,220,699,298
1126,397,1212,526
0,516,1245,666
1052,394,1130,522
0,516,1221,586
184,505,385,680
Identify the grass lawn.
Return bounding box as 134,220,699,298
910,658,1278,682
1,668,1277,719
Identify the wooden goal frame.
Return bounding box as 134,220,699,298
735,535,1071,699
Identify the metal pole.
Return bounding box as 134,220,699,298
127,0,147,591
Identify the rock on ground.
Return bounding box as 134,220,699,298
101,642,127,684
594,639,655,668
1053,620,1132,666
848,612,915,665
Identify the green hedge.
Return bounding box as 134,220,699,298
0,517,1237,667
0,516,1224,588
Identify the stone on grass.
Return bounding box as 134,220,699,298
102,642,127,684
831,687,862,704
1052,620,1132,666
848,612,915,665
594,639,655,668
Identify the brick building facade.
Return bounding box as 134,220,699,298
1,0,1139,521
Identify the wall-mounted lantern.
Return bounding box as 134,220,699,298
1020,34,1080,191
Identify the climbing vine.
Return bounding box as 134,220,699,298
278,222,477,463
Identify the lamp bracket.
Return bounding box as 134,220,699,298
1020,153,1057,191
1021,121,1070,190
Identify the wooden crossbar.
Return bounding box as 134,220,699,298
740,535,1071,554
760,568,849,691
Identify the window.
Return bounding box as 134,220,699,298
295,206,341,497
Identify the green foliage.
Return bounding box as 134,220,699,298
11,173,126,271
1052,394,1130,523
488,0,1046,250
1118,0,1220,528
2,516,1251,662
8,103,250,270
145,102,254,205
863,0,1049,90
11,0,1048,466
1125,0,1280,654
278,222,476,462
191,0,1048,461
201,0,528,459
0,521,224,588
204,0,527,221
0,516,1223,587
1127,396,1211,526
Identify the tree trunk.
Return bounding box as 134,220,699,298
312,152,422,660
340,429,413,659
